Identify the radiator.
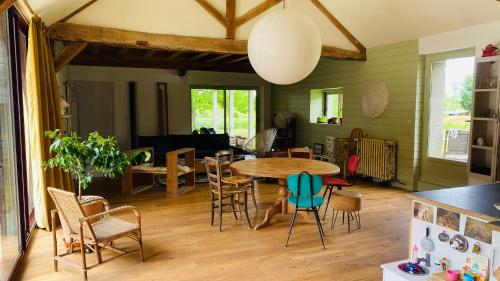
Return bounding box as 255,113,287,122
356,138,397,181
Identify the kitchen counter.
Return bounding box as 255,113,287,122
408,184,500,222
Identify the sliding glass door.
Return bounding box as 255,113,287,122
0,11,21,281
191,87,257,141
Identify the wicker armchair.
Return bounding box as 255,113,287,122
48,187,144,281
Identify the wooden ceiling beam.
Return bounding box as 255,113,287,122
117,47,129,58
143,50,155,58
321,46,365,61
235,0,282,27
48,22,365,60
70,53,255,73
225,55,248,64
56,0,99,24
167,51,184,60
190,52,210,61
195,0,226,26
48,22,247,55
206,53,232,63
310,0,366,55
0,0,17,15
53,41,88,72
226,0,236,39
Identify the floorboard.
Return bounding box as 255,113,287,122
15,180,410,281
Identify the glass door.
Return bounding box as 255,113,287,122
0,11,21,281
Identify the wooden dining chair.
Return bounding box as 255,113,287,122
47,187,144,281
204,157,252,231
288,147,313,159
215,150,258,210
286,172,326,249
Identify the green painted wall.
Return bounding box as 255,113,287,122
271,40,424,191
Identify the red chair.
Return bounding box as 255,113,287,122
321,154,360,220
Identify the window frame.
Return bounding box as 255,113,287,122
189,85,260,139
322,89,343,119
422,48,475,166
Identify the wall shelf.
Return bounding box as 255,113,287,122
468,56,500,184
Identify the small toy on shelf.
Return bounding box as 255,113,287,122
398,262,428,275
482,44,498,57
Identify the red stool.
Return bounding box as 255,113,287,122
321,155,360,220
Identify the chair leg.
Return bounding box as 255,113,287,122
322,187,333,221
210,193,215,226
342,211,345,224
313,208,326,249
51,210,58,272
356,211,361,229
79,225,88,281
316,207,326,237
347,212,351,233
230,195,239,221
243,192,252,229
218,197,223,232
95,244,102,264
285,208,299,247
138,231,145,262
331,210,339,230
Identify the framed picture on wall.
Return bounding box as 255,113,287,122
313,143,324,155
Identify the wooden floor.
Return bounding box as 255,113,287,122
15,180,411,281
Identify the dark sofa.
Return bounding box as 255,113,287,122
136,134,248,165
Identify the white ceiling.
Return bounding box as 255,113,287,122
27,0,500,50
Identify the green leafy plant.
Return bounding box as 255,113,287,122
43,130,150,198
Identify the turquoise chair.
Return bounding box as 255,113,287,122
286,172,326,249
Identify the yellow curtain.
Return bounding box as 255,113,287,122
25,16,72,230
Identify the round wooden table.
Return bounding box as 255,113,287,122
230,158,340,230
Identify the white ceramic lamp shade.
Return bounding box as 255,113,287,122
247,9,322,85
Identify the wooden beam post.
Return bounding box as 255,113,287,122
235,0,282,27
52,42,88,72
57,0,99,23
195,0,226,26
0,0,17,15
310,0,366,55
226,0,236,39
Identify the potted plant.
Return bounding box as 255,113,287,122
44,130,149,247
44,130,150,199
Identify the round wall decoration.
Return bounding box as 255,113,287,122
247,9,322,85
362,80,389,118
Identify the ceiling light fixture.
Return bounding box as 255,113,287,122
247,0,322,85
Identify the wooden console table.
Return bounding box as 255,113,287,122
121,147,195,197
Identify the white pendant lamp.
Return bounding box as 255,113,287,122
247,8,322,85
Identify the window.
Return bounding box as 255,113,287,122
309,88,343,124
0,11,21,281
427,55,474,162
191,87,257,140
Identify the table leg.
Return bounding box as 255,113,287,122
253,179,288,230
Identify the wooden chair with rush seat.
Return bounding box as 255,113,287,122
204,156,253,231
215,150,258,210
288,147,313,159
47,187,144,281
286,172,326,249
321,154,360,220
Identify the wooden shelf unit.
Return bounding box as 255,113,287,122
468,56,500,184
167,147,195,197
121,147,196,197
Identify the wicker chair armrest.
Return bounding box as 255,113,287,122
81,206,141,224
83,197,110,211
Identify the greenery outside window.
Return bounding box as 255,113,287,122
309,87,343,124
191,87,257,140
427,54,474,162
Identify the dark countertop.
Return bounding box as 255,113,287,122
409,184,500,221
